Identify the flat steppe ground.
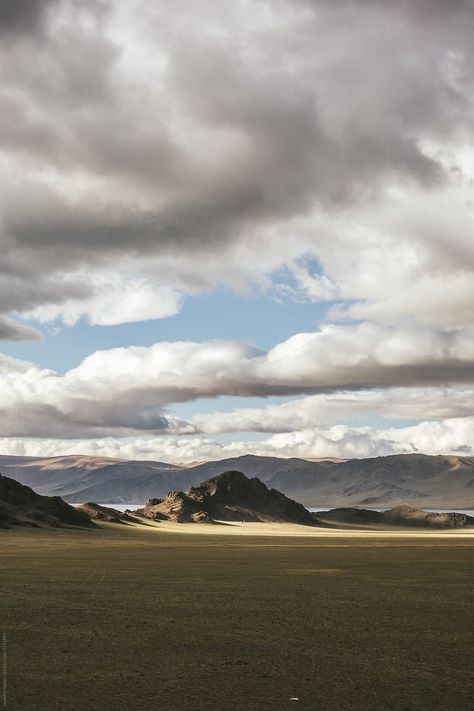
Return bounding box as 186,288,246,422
1,521,473,711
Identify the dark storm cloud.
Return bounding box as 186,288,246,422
0,0,111,37
0,317,41,341
0,0,458,244
0,259,92,313
0,0,56,35
0,0,473,331
0,400,193,438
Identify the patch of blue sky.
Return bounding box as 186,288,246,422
2,287,333,373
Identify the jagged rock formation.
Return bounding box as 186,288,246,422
142,492,211,523
140,470,317,525
314,505,474,529
0,473,93,529
76,502,135,524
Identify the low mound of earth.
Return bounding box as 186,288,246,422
314,505,474,529
139,470,317,525
384,505,474,528
76,502,135,524
313,507,384,526
0,473,93,529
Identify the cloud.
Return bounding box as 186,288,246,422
1,324,474,437
193,388,474,434
0,0,473,458
0,0,473,330
1,416,474,462
0,317,41,341
22,271,183,326
0,0,58,35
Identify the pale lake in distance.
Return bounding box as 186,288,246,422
73,503,474,516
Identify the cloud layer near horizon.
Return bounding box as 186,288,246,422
2,415,474,463
2,324,474,438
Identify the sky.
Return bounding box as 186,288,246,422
1,0,474,463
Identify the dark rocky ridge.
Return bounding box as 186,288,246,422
76,502,135,524
314,505,474,529
140,470,317,525
0,473,93,529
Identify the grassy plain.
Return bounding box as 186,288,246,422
1,523,473,710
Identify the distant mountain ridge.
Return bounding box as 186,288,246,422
1,453,473,508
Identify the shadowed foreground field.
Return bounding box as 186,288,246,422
1,526,473,710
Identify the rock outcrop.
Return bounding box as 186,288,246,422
312,507,384,526
140,470,316,525
314,504,474,529
0,473,93,529
76,502,135,524
141,492,211,523
383,505,474,528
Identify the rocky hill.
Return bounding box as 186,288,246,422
314,505,474,529
76,502,135,524
139,470,317,525
0,473,93,529
1,453,473,508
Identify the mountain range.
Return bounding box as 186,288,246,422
1,452,473,508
